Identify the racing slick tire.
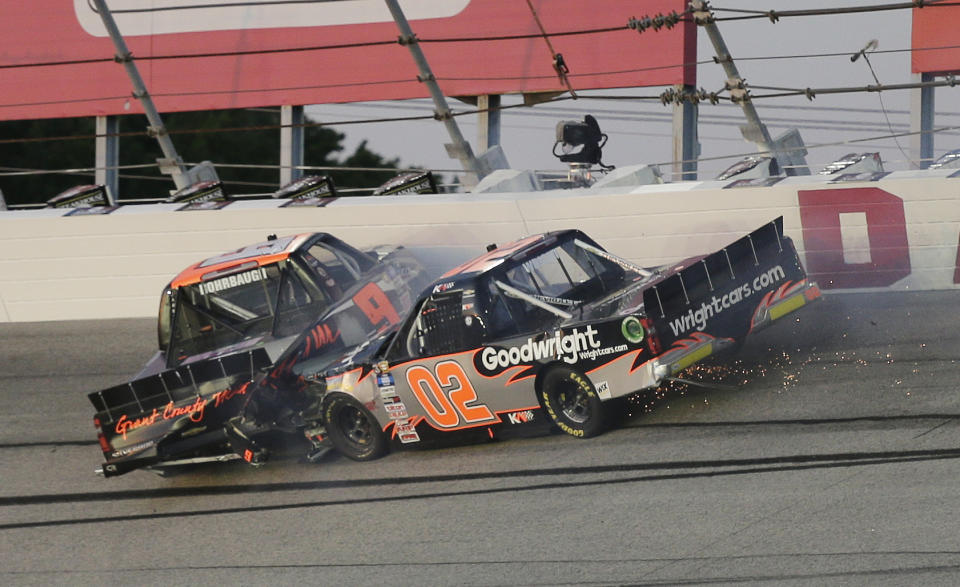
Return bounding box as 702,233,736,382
322,394,388,461
537,366,606,439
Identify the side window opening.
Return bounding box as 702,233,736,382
483,279,526,339
301,242,367,294
273,261,330,338
394,291,488,359
568,242,627,293
479,276,568,338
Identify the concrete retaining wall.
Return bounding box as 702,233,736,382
2,171,958,322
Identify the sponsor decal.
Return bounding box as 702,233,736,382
162,397,207,423
176,183,225,204
389,185,426,196
111,382,251,441
66,193,105,207
109,439,157,458
296,187,326,200
529,293,578,308
49,185,109,208
595,380,611,400
433,281,456,293
577,344,628,361
384,402,409,420
668,265,787,337
326,379,353,393
506,410,535,425
212,382,250,408
395,420,421,443
198,267,267,295
374,172,438,196
475,323,636,380
325,368,361,393
291,187,333,202
620,316,645,344
113,397,207,439
480,325,602,371
114,411,160,439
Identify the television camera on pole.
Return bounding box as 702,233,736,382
552,114,614,187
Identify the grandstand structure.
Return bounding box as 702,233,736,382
0,1,959,208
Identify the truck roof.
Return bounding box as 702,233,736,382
170,233,312,288
438,232,576,281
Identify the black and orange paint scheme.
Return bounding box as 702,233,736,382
88,232,434,476
290,218,822,462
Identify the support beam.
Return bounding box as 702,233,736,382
691,1,808,176
280,105,305,185
95,115,119,204
910,72,935,169
384,0,485,186
92,0,188,189
671,85,699,181
477,95,501,153
691,1,774,154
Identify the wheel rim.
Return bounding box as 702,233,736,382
337,405,373,447
556,380,591,424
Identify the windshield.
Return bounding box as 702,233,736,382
167,262,328,365
479,237,649,337
501,238,637,305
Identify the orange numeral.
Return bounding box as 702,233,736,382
406,361,494,429
352,282,400,329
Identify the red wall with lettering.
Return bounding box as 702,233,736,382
798,188,911,289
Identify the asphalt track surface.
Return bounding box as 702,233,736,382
2,291,959,586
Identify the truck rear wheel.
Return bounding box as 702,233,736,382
537,367,605,438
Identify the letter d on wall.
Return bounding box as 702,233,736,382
798,188,911,289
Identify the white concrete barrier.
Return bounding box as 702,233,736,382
1,171,958,322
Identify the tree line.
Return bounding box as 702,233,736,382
0,109,408,206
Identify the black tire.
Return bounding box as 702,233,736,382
322,394,388,461
537,366,606,438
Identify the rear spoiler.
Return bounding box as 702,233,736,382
642,217,820,353
89,348,271,426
